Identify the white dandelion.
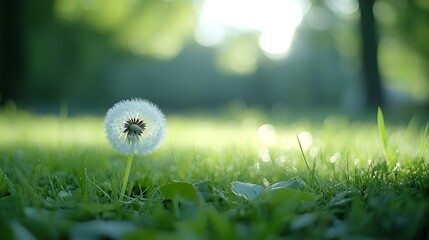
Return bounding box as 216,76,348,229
104,98,165,201
105,98,165,156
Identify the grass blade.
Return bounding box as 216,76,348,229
296,135,312,175
296,135,322,189
419,122,429,157
377,107,388,152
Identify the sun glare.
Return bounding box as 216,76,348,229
195,0,308,60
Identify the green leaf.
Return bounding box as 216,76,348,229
328,189,358,207
176,208,236,239
231,181,264,200
290,213,317,230
9,221,37,240
258,187,316,209
159,181,199,203
193,181,212,201
266,179,300,190
377,107,388,152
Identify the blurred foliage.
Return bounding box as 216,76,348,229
374,0,429,101
395,0,429,58
55,0,197,60
1,0,428,111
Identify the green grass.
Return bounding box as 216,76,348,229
0,107,428,239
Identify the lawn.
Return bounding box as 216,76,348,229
0,105,428,239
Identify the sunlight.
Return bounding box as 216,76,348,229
297,131,313,150
195,0,307,60
326,0,358,16
257,124,277,146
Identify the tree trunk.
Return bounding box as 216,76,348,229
357,0,383,108
0,0,24,105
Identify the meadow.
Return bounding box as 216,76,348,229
0,105,428,239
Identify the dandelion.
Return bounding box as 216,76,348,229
329,152,340,164
253,162,260,170
329,155,337,164
104,98,165,201
354,158,360,166
393,162,400,172
105,99,165,155
259,146,271,163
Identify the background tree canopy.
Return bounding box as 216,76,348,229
1,0,428,113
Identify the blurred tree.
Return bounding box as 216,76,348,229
3,0,427,111
54,0,197,60
374,0,429,103
396,0,429,104
396,0,429,63
357,0,383,108
0,0,25,105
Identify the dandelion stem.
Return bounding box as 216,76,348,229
119,154,134,201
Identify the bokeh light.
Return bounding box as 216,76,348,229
196,0,308,61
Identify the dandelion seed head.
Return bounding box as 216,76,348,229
104,98,166,155
334,152,341,159
329,155,337,164
253,162,261,170
354,158,360,165
259,146,271,163
276,155,286,165
393,162,401,172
